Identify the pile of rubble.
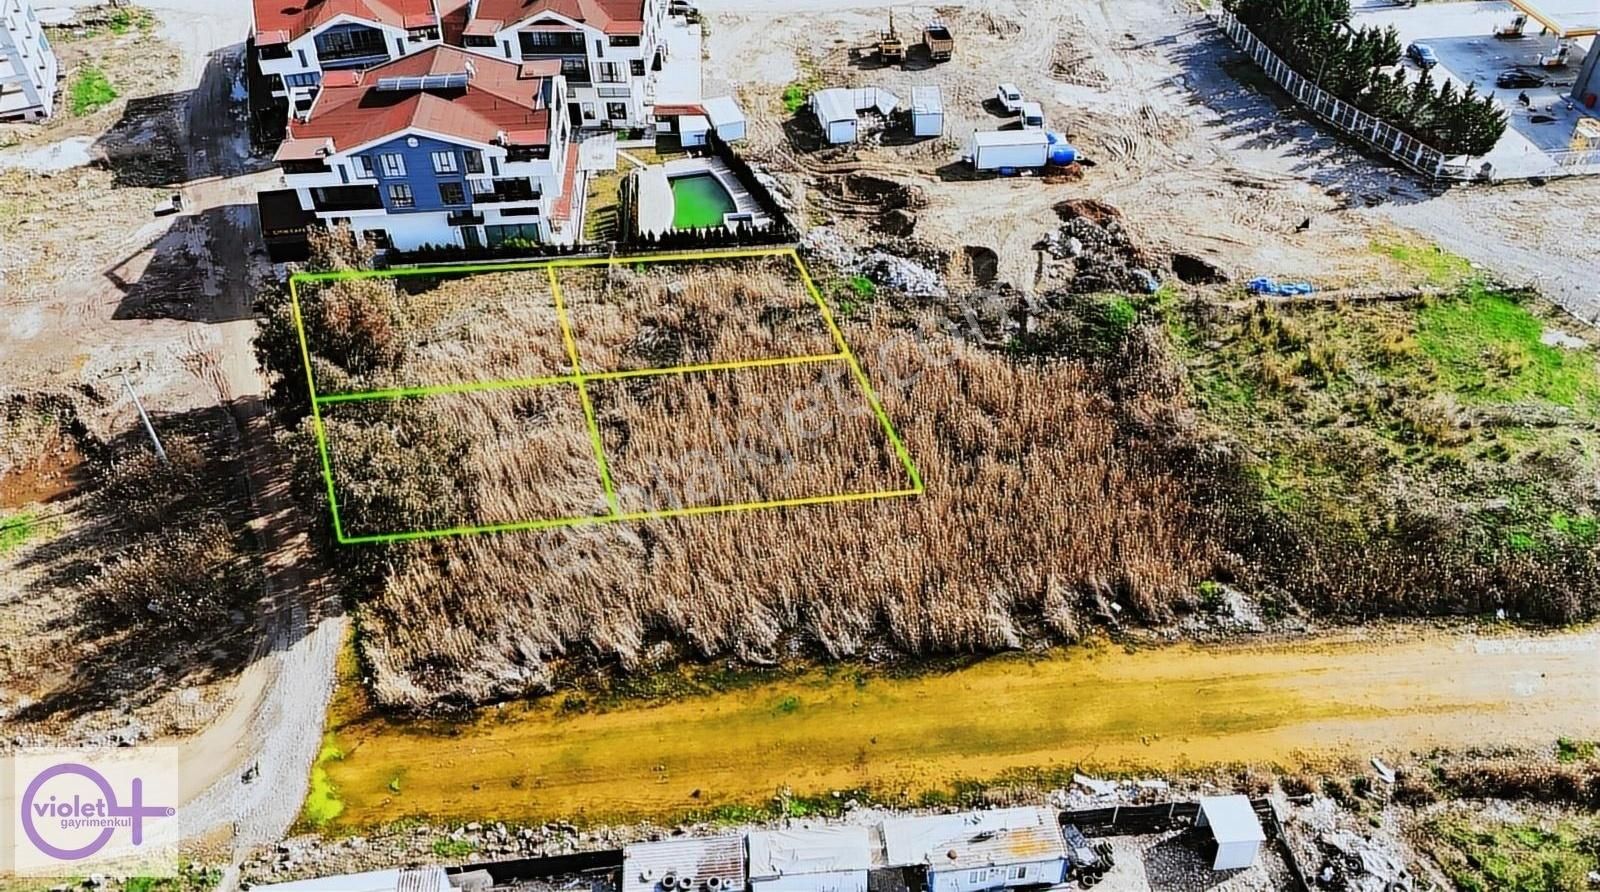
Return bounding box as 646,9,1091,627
1039,200,1161,295
802,227,948,298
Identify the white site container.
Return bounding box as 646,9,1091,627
968,129,1049,169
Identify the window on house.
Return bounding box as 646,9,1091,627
967,872,983,885
463,149,484,174
284,71,321,87
379,153,406,177
598,61,623,83
362,229,391,249
352,155,374,178
606,102,627,120
1007,867,1027,881
438,182,466,205
387,184,415,208
559,58,590,81
431,150,458,174
485,222,542,246
630,58,645,77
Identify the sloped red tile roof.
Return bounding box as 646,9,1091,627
467,0,645,37
550,140,580,222
286,46,556,151
653,103,704,117
254,0,439,44
436,0,472,44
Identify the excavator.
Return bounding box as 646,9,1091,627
877,11,906,65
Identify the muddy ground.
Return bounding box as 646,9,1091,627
700,0,1599,313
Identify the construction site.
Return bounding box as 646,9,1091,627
3,0,1600,889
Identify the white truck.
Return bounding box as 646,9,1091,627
968,129,1049,170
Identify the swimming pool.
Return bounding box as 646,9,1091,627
669,173,737,229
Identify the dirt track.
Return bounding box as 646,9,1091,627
0,0,343,869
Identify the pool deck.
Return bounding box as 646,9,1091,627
635,157,771,236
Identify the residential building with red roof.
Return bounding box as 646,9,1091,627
252,0,446,113
272,46,583,251
455,0,667,129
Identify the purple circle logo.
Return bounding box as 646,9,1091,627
20,763,176,861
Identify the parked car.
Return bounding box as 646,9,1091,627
1406,42,1438,69
1018,101,1045,130
668,0,698,17
1496,68,1546,88
152,193,183,216
995,83,1024,114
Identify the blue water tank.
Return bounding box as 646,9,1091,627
1046,131,1077,166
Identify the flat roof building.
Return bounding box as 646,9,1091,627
623,835,747,892
881,807,1068,892
747,826,874,892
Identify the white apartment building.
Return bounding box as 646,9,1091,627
457,0,666,129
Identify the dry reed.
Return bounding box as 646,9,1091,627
358,321,1225,709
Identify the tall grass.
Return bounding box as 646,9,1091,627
354,323,1225,708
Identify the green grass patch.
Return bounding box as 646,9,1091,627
301,734,348,827
0,512,40,555
1556,738,1598,763
1425,812,1598,892
69,66,118,116
106,7,155,33
431,837,478,859
1372,237,1475,287
1417,287,1600,408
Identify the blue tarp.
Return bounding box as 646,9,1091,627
1246,277,1315,296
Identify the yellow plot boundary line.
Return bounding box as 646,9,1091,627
290,247,924,543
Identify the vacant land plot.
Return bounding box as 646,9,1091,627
561,255,836,372
288,250,919,543
590,361,916,513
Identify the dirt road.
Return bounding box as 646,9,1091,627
159,21,346,865
0,0,344,865
317,625,1600,828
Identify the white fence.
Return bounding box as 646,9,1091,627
1210,8,1471,180
1212,8,1600,182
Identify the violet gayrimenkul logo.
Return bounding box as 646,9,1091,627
10,748,180,876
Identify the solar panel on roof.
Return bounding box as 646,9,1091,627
375,72,472,92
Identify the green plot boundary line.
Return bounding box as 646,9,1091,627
288,247,925,544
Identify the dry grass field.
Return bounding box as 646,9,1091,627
560,257,836,372
318,387,605,537
590,360,913,513
272,248,1226,708
338,320,1222,708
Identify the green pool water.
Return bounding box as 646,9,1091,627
670,173,737,229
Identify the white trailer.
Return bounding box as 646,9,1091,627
968,129,1049,170
811,88,859,144
910,86,944,137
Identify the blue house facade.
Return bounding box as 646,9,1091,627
275,48,582,251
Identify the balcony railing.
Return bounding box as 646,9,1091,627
319,51,390,69
310,186,383,212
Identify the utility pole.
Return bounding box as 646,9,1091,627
117,369,168,463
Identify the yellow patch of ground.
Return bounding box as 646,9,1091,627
316,627,1600,829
